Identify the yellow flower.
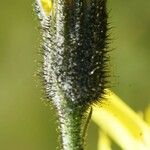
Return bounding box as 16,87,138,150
92,90,150,150
98,131,111,150
37,0,53,16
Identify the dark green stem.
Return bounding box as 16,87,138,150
35,0,108,149
57,102,91,150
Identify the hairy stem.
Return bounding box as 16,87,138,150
35,0,108,149
56,102,91,150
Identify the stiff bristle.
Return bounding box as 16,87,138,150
35,0,110,107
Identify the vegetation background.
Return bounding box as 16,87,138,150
0,0,150,149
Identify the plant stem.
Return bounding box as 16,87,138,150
56,102,91,150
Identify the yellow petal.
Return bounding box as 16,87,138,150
98,131,112,150
40,0,53,16
92,90,150,150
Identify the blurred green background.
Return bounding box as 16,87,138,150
0,0,150,149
